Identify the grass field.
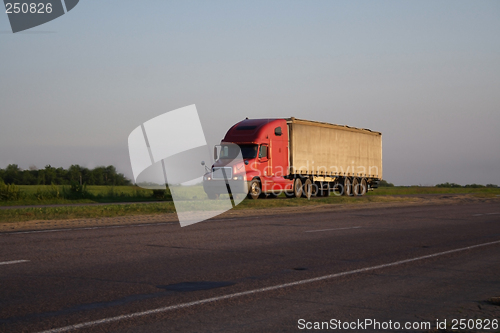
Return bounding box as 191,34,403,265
366,186,500,196
0,194,401,223
0,185,170,206
1,186,499,223
16,185,148,195
0,202,176,223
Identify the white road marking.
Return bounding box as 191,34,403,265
473,213,499,216
0,260,29,266
36,239,500,333
305,226,361,233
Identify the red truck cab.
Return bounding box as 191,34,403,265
203,118,293,199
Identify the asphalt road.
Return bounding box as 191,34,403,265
1,202,499,332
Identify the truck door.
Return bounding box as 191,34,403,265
270,124,288,177
258,144,270,176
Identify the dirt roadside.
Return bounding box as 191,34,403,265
1,194,499,233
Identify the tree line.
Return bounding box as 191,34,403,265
378,180,498,188
435,182,498,188
0,164,131,186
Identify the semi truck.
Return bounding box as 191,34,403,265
203,117,382,200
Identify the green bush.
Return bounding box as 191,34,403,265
69,182,89,198
0,180,21,201
152,189,167,200
436,182,462,188
463,184,485,188
34,183,62,200
378,180,394,187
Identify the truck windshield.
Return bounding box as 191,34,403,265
220,144,258,159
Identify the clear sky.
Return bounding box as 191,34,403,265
1,0,499,186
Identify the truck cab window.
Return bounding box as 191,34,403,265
220,144,258,159
222,146,228,158
259,145,268,159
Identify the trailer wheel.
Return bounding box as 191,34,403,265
352,177,360,196
293,178,303,198
331,182,343,196
320,183,330,197
248,179,261,200
311,181,321,197
343,177,352,196
207,193,219,200
360,178,367,196
302,179,312,199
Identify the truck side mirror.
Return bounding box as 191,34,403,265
201,161,205,166
213,146,219,161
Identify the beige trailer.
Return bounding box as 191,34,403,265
287,117,382,183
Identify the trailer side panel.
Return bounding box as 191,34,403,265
288,118,382,179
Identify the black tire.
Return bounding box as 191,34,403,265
320,183,330,197
331,182,343,196
302,179,312,199
360,178,367,196
312,181,321,197
293,178,303,198
352,177,360,196
343,177,352,196
248,179,261,200
207,193,219,200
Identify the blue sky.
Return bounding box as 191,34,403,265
1,1,499,185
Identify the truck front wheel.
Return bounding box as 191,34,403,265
248,179,261,200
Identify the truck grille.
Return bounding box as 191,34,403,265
212,167,232,180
